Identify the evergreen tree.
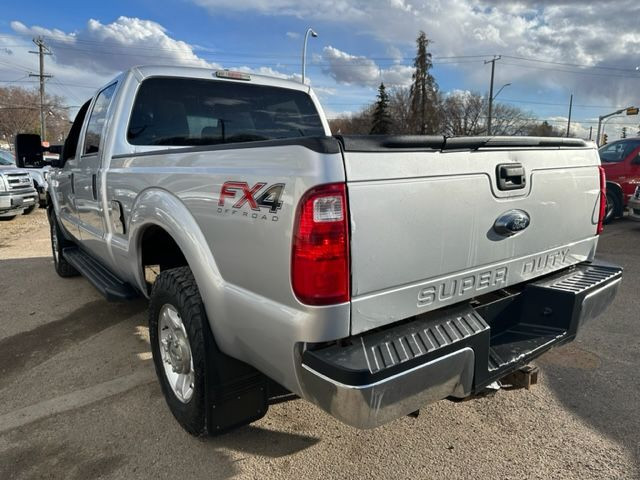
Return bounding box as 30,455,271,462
409,31,440,134
370,82,392,134
621,126,627,139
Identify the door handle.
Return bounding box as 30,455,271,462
496,163,526,191
70,173,75,194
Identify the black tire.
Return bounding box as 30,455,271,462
49,212,79,277
0,215,16,221
149,266,208,436
604,191,621,224
23,204,36,215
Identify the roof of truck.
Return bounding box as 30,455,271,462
128,65,310,93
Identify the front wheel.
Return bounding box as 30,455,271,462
149,267,208,436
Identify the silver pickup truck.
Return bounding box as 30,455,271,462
16,66,622,436
0,150,38,219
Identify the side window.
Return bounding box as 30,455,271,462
83,83,117,155
624,141,640,159
599,142,627,163
62,99,91,161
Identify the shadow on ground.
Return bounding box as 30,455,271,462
538,218,640,471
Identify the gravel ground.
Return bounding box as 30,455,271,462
0,209,638,480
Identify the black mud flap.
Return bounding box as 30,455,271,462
202,320,291,435
202,321,268,435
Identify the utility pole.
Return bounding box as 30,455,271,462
589,126,593,140
566,93,573,137
484,55,501,136
28,36,52,141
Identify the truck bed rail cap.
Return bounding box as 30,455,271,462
444,136,590,150
335,135,445,152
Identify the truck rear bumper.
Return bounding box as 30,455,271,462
299,260,622,429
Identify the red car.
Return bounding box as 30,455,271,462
599,137,640,222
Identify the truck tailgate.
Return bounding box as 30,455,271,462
340,136,602,335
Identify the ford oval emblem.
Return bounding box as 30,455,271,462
493,209,531,236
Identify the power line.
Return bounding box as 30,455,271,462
501,54,639,73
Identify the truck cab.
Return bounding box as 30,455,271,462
598,137,640,221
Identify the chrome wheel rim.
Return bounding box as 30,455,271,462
158,304,194,403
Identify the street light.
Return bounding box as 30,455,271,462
493,83,511,101
301,27,318,85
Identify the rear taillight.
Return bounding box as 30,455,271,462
292,183,350,305
597,166,606,235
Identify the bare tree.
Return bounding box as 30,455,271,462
0,86,70,147
441,91,485,136
328,105,374,135
387,87,412,134
490,102,533,136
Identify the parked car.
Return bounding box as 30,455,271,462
628,185,640,221
16,66,622,436
598,138,640,222
0,150,38,219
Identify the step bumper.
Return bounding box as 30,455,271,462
299,260,622,429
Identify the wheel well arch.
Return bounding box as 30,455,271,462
139,224,189,292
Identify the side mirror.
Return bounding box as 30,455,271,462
634,153,640,165
14,133,44,168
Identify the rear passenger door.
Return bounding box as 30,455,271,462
76,82,117,261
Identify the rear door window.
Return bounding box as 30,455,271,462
599,141,627,163
127,77,325,146
83,83,117,155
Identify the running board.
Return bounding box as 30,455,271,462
62,247,138,301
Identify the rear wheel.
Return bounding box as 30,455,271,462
149,267,208,436
49,213,79,277
604,191,620,224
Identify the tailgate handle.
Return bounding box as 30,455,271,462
497,163,526,191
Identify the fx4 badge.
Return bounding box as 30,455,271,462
218,181,285,221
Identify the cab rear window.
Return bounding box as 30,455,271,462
127,77,325,146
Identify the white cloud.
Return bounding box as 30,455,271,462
11,17,213,75
0,17,296,109
190,0,640,104
321,46,413,87
285,31,300,39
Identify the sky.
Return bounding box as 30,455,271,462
1,0,639,140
